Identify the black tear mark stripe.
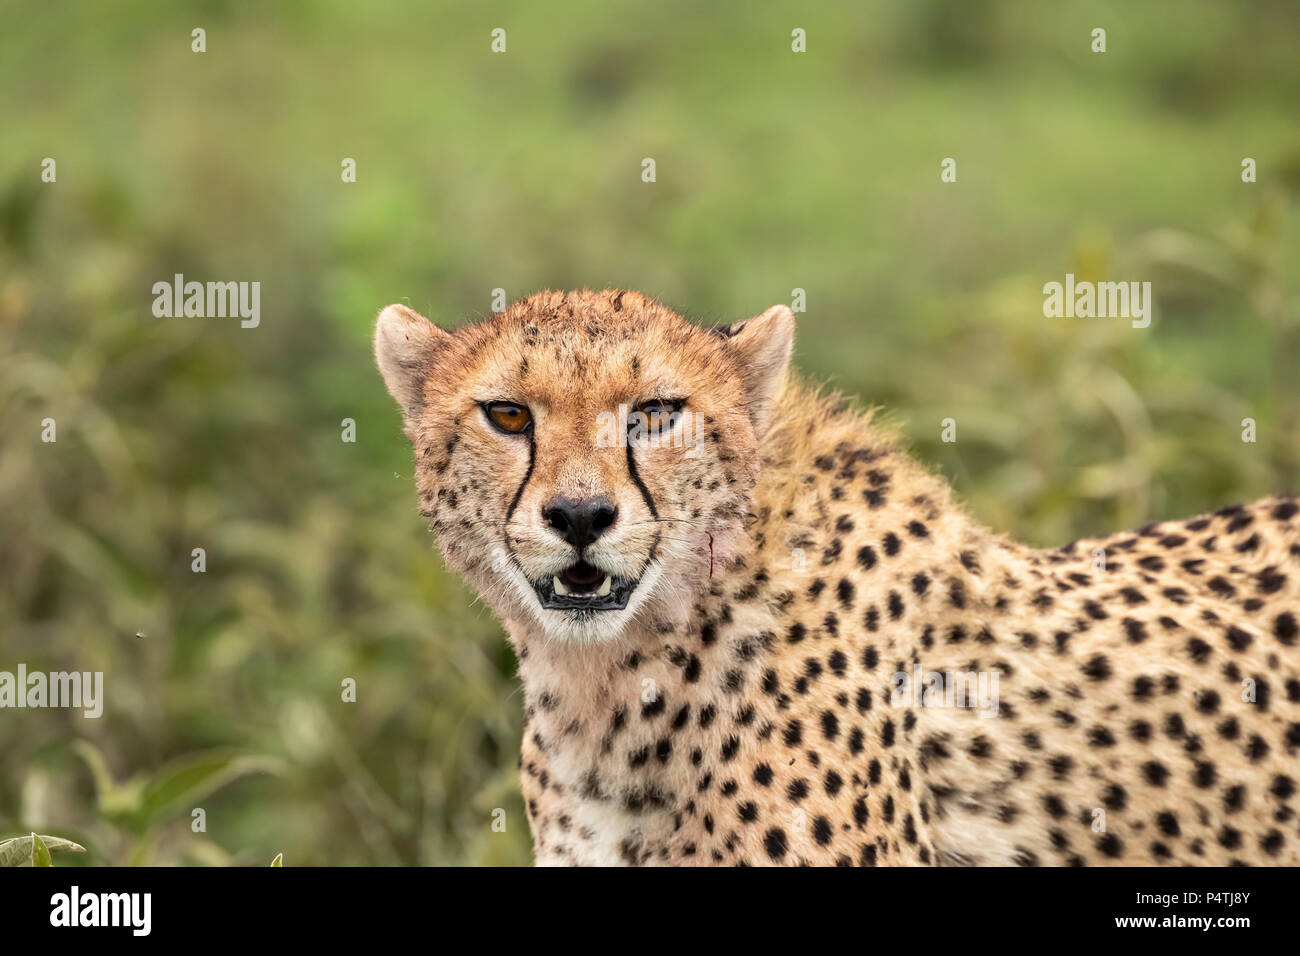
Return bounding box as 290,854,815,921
505,432,537,527
625,441,659,520
626,441,662,563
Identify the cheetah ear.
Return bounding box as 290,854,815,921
374,304,450,425
719,304,795,439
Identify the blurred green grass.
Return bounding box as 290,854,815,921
1,0,1297,865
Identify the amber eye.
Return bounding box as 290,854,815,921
635,399,683,418
628,399,684,441
483,401,533,434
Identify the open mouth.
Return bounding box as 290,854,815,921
534,560,637,611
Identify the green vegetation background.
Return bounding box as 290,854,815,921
1,0,1297,865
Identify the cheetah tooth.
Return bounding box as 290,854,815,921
553,576,569,596
596,576,611,597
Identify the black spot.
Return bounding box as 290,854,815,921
762,828,789,860
848,726,865,754
1120,587,1147,605
1096,834,1123,858
1082,655,1112,681
672,704,691,729
1222,785,1245,813
1208,576,1236,597
1190,691,1222,712
1247,734,1270,761
1142,761,1170,786
1103,784,1127,810
1089,726,1117,748
824,770,844,796
1048,755,1074,780
1225,626,1253,651
1122,618,1148,643
1274,612,1298,645
683,656,701,683
1260,830,1285,856
888,592,905,620
1192,761,1218,789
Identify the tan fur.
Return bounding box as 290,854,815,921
377,289,1300,866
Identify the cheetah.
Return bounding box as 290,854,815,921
374,288,1300,866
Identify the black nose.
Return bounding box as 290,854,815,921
542,496,618,550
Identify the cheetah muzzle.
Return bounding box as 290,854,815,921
535,561,638,611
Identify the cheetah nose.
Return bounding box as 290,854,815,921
542,496,618,550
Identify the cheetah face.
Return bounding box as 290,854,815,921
375,290,794,644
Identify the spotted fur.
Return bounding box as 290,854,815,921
376,289,1300,866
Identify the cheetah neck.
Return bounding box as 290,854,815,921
506,381,1034,864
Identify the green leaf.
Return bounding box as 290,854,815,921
138,751,282,828
71,740,146,828
30,833,51,867
270,853,283,867
0,834,86,867
71,739,119,803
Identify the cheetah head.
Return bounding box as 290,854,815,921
375,289,794,644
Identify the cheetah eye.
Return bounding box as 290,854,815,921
483,401,533,435
628,398,685,438
634,399,684,418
